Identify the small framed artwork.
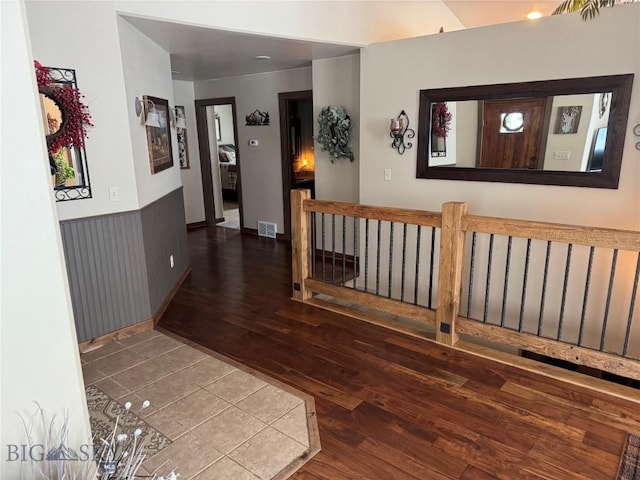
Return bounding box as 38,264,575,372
245,109,270,126
175,106,189,169
144,95,173,174
554,106,582,134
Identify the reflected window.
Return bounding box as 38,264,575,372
500,112,524,133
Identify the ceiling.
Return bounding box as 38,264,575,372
122,16,360,82
442,1,559,29
123,1,562,82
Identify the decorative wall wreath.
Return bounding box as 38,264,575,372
432,102,452,138
317,105,354,163
35,60,93,156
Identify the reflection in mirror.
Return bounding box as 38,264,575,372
430,93,610,172
417,75,633,188
41,94,63,135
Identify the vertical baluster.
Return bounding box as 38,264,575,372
600,249,618,351
414,225,422,305
388,222,394,298
578,246,595,346
321,213,326,283
623,252,640,357
537,241,552,337
467,232,477,318
342,216,347,286
353,217,358,290
500,236,513,328
376,220,382,295
518,238,531,332
311,212,316,279
401,223,407,302
483,234,495,324
557,243,573,341
428,227,436,309
332,214,336,284
365,219,370,292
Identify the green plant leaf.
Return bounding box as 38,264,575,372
553,0,636,19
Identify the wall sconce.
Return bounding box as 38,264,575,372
135,96,161,128
390,110,415,155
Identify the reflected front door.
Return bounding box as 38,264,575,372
479,98,547,169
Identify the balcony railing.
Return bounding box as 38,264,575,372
291,189,640,381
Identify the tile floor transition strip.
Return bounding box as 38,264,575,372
81,329,320,480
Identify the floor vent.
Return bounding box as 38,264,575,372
257,221,277,238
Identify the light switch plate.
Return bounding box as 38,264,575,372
384,169,392,181
553,151,571,160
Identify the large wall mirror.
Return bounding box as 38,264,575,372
416,74,634,188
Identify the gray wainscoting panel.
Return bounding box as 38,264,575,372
140,188,189,315
59,188,190,343
60,211,151,342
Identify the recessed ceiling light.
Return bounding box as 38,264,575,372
254,55,271,60
527,11,543,19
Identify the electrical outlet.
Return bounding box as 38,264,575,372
169,254,174,269
384,169,392,181
108,186,119,202
553,151,571,160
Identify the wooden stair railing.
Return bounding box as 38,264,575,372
291,189,640,382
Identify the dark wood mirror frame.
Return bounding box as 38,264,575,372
416,74,634,189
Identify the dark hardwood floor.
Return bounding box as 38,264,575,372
159,227,640,479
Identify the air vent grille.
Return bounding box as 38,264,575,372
257,221,277,238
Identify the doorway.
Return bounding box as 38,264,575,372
195,97,243,230
279,90,314,240
479,98,549,169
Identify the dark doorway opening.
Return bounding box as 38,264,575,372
279,90,314,240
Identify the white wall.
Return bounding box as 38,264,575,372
313,54,360,204
1,3,90,476
360,6,640,230
455,100,478,167
25,0,139,220
358,6,640,352
117,17,183,209
195,68,312,233
173,80,205,224
115,1,464,46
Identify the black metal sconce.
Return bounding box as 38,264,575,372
390,110,415,155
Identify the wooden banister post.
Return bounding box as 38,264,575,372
436,202,468,345
291,189,312,301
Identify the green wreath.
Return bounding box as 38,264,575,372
317,105,354,163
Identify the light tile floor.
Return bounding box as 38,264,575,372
81,330,319,480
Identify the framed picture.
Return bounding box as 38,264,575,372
245,109,270,126
175,105,189,169
554,106,582,134
144,95,173,174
